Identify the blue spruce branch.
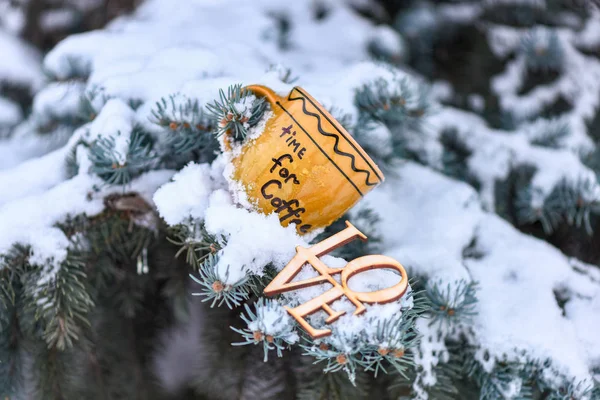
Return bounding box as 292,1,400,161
231,298,298,362
150,94,218,162
206,84,268,141
88,126,157,186
521,29,564,73
190,253,252,308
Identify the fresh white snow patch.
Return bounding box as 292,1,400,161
154,162,214,225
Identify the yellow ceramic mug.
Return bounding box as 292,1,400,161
226,85,384,234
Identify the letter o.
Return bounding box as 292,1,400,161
340,255,408,304
271,197,282,208
279,168,289,179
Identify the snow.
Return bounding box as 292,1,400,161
365,163,479,283
153,162,214,225
576,10,600,49
484,0,544,6
40,9,78,32
395,3,438,39
0,92,174,266
469,215,593,382
0,143,69,208
85,98,137,164
491,24,600,152
0,4,25,35
564,287,600,368
2,0,600,395
0,29,45,90
427,107,597,211
203,189,303,283
371,162,598,387
368,25,406,60
0,169,173,269
438,2,482,24
246,299,299,343
0,96,22,128
468,94,485,112
32,82,87,126
414,317,451,387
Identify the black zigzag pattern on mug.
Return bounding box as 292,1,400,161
287,92,379,187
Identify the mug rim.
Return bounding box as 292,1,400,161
287,86,385,185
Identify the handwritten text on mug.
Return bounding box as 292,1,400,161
260,125,312,233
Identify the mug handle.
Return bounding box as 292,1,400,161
244,84,282,108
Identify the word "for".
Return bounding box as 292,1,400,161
263,221,409,338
